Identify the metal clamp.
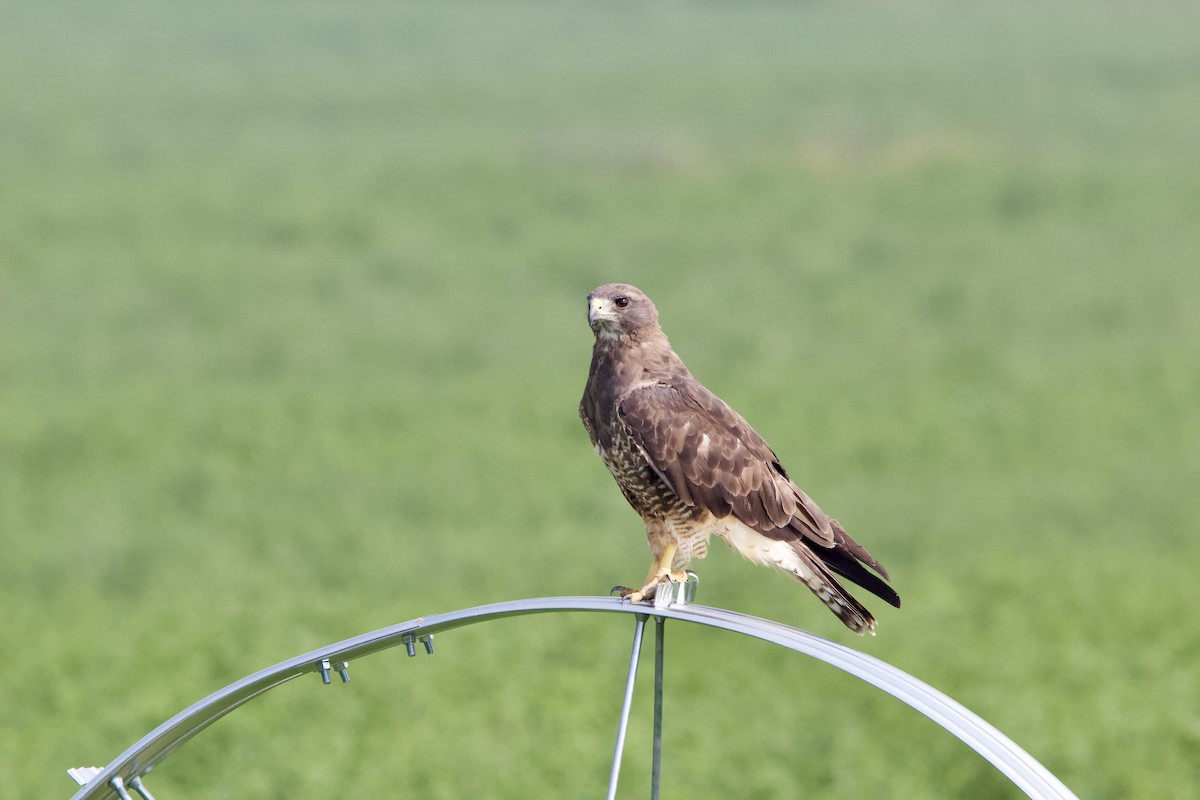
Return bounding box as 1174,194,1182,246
652,572,699,609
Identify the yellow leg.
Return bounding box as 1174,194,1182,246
619,541,685,603
644,540,678,585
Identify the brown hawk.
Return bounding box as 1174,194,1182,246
579,283,900,634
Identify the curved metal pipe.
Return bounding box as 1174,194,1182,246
69,596,1077,800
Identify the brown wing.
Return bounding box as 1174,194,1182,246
617,379,899,607
617,380,830,539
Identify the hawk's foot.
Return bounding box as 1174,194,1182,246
610,583,658,603
611,571,696,604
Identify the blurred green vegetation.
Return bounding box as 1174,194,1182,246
3,2,1199,798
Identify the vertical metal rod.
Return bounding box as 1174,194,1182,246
605,614,647,800
651,617,665,800
108,777,134,800
129,777,157,800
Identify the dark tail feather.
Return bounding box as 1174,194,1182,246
820,548,901,608
828,516,891,580
788,542,879,635
794,517,901,609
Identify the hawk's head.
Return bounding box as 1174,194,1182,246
587,283,659,340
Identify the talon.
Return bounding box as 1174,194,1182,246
612,582,660,603
612,585,647,602
610,584,656,603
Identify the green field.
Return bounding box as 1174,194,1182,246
4,2,1199,797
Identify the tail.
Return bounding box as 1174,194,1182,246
810,517,901,611
717,520,895,635
784,541,880,635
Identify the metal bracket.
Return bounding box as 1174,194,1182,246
652,572,698,609
67,767,105,787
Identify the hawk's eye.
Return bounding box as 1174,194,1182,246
614,296,630,308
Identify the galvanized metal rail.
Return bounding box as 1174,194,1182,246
68,593,1078,800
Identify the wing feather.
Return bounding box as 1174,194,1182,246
616,378,897,606
617,379,828,538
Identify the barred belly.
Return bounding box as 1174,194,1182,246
600,435,712,569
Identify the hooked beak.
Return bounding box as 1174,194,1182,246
588,297,609,328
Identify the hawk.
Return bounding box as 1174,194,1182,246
579,283,900,634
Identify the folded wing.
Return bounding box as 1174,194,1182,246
617,379,899,608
